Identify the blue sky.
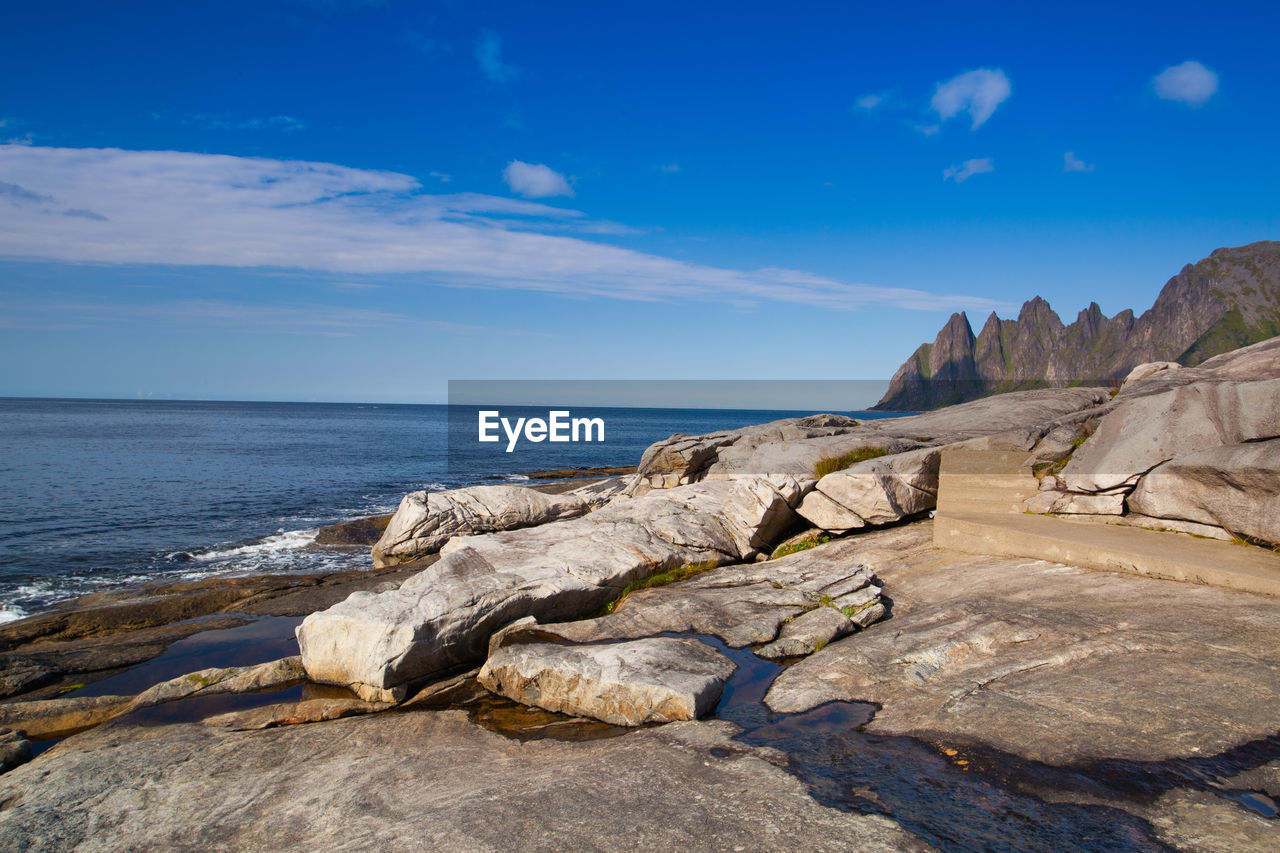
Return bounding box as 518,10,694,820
1,0,1277,403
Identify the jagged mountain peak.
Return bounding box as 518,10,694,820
874,240,1280,411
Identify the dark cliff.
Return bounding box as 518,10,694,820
874,240,1280,411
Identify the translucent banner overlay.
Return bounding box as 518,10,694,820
446,379,902,476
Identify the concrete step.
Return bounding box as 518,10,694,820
937,498,1038,514
937,449,1034,475
934,511,1280,598
937,484,1039,501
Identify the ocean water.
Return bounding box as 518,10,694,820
0,398,893,622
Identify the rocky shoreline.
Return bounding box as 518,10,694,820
2,339,1279,850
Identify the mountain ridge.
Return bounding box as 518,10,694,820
873,240,1280,411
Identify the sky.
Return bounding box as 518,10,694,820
1,0,1278,404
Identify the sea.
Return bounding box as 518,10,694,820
0,397,894,623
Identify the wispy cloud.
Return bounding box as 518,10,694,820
184,113,306,132
943,157,995,183
476,30,519,82
658,163,681,174
0,145,1008,314
0,297,555,338
503,160,574,198
1153,60,1218,106
930,69,1011,130
855,93,887,111
1063,152,1094,173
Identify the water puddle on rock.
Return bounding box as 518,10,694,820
73,614,304,698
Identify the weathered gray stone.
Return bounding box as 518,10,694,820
634,414,865,485
1063,379,1280,493
478,636,736,726
1122,361,1181,388
714,474,811,555
756,606,854,660
372,484,607,567
127,656,306,711
298,483,746,701
797,447,940,532
1128,439,1280,546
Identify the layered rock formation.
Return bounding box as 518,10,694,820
372,480,623,567
876,240,1280,410
1029,336,1280,546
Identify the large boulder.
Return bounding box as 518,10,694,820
634,414,869,487
478,636,736,726
1061,379,1280,494
298,479,803,701
371,481,621,567
797,447,941,533
1128,439,1280,546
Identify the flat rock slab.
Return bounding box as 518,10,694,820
0,712,923,852
479,637,736,726
765,521,1280,765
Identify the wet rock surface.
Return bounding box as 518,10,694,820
0,562,425,701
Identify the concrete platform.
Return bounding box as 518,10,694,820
935,511,1280,597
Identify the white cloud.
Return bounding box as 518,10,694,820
0,145,1009,314
475,30,518,82
855,93,886,110
943,157,995,183
930,69,1011,130
1153,60,1218,106
503,160,574,198
1063,152,1094,173
658,163,681,174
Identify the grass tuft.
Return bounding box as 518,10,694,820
770,533,832,559
602,560,720,615
813,446,889,478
